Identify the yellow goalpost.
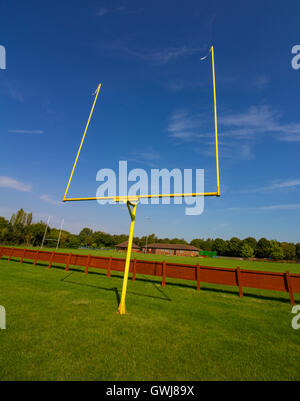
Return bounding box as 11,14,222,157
62,46,220,315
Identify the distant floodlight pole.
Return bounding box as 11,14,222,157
56,219,64,249
41,217,64,249
144,216,151,254
41,216,50,248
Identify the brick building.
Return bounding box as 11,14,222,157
116,241,140,253
142,243,199,257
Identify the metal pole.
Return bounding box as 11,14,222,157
63,84,102,201
118,201,137,315
41,216,50,248
210,46,220,196
144,216,151,254
56,219,64,249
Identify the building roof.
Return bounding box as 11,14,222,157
144,243,199,251
116,241,140,249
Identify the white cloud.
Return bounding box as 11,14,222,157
0,176,32,192
8,129,44,134
252,75,269,90
220,105,277,129
267,179,300,189
163,81,204,92
167,109,254,160
260,204,300,210
129,149,161,167
230,204,300,211
169,104,300,143
103,41,204,65
40,195,61,206
167,104,300,163
97,6,125,17
167,109,209,140
240,179,300,194
0,80,24,102
133,46,203,65
220,105,300,142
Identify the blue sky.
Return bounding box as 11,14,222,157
0,0,300,242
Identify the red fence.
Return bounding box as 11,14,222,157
0,246,299,304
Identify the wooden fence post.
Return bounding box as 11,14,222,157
132,258,137,282
196,264,201,291
20,248,26,264
107,256,112,277
8,247,14,261
34,250,40,266
285,271,295,305
236,267,243,298
47,251,55,270
65,252,72,272
84,254,91,275
162,260,166,287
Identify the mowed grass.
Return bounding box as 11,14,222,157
0,257,300,381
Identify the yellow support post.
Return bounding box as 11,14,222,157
210,46,220,196
63,84,101,201
118,201,137,315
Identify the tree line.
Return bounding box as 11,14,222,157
0,209,299,261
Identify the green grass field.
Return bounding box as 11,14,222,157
0,252,300,381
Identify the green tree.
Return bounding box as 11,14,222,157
65,234,80,249
26,212,33,226
0,217,8,229
243,237,257,253
256,238,271,259
227,237,242,257
269,240,284,260
240,243,255,258
212,238,227,256
0,227,11,244
296,243,300,260
14,208,27,226
281,242,296,260
79,228,94,247
170,238,187,244
190,239,206,250
26,222,47,246
144,234,158,245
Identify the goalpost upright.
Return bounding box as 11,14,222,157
62,46,220,315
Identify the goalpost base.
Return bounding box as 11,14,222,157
118,201,137,315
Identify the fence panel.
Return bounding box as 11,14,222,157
1,246,300,304
240,270,287,292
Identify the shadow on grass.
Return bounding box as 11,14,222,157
61,271,172,303
61,272,121,306
3,258,293,305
